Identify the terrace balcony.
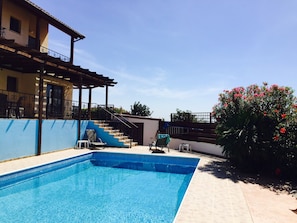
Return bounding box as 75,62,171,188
0,89,119,120
0,88,141,145
40,46,70,63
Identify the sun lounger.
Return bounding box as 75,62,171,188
86,129,106,149
149,134,170,152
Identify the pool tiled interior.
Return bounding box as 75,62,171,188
0,146,296,223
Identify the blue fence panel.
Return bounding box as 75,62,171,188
0,119,89,162
0,119,37,161
42,120,78,153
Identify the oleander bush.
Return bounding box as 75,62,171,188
212,83,297,179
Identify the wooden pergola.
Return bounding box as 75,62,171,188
0,38,117,154
0,0,117,154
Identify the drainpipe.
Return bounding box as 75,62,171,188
37,66,45,155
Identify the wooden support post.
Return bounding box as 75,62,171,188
35,16,40,50
77,75,82,140
70,36,74,64
0,0,3,30
105,85,108,109
88,88,92,120
37,66,44,155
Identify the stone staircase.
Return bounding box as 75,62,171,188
93,120,138,148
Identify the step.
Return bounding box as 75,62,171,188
107,129,120,134
123,140,138,148
92,120,138,148
101,126,114,131
93,120,108,126
117,136,130,142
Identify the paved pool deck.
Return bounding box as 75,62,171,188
0,146,296,223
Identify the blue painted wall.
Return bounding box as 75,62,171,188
87,121,127,147
42,120,77,153
0,119,89,162
0,119,37,161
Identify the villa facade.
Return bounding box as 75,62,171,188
0,0,119,161
0,0,116,119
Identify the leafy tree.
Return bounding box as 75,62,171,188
130,101,152,116
213,83,297,178
113,106,130,114
171,109,197,122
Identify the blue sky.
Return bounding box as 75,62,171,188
32,0,297,120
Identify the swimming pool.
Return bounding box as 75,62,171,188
0,152,199,223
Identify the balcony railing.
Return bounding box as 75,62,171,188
0,89,118,120
0,28,69,62
40,46,70,62
0,90,35,118
0,90,142,145
171,112,216,123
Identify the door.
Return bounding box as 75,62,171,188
46,84,63,118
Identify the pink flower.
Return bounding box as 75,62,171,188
271,84,279,90
273,135,279,141
281,114,286,119
280,127,286,134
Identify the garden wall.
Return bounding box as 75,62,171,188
169,138,224,157
122,114,160,146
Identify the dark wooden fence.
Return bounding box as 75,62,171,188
161,112,217,144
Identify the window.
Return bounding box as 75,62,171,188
28,36,36,48
7,76,17,92
10,17,21,33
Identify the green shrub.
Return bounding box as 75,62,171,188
213,83,297,178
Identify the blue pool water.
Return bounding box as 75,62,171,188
0,152,199,223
